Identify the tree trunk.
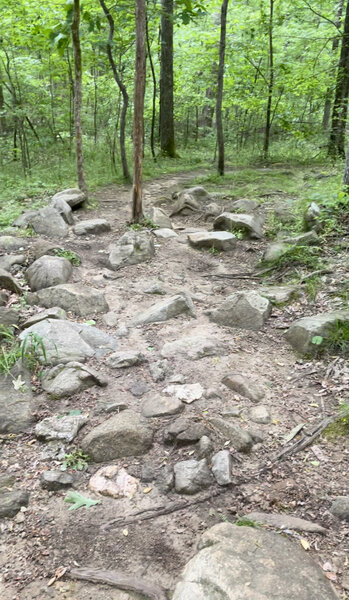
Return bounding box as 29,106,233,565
263,0,274,159
343,142,349,190
131,0,146,222
146,10,157,160
71,0,88,198
159,0,176,157
323,0,344,131
99,0,131,181
216,0,229,175
329,0,349,158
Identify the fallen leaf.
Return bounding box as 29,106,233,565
143,487,152,494
123,528,128,537
325,572,337,582
282,423,305,445
322,561,334,572
300,538,310,551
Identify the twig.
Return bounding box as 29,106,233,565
202,266,274,279
299,268,332,283
270,415,335,464
68,568,168,600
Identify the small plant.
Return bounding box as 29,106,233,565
61,449,89,471
304,275,321,301
235,517,260,528
209,244,219,255
64,491,100,510
0,326,21,376
21,332,48,371
53,248,81,266
311,320,349,356
129,217,159,230
324,403,349,439
269,245,322,270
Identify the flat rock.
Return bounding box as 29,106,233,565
164,417,207,444
0,268,22,294
40,471,75,491
132,293,195,325
209,417,253,453
0,307,20,329
172,522,338,600
222,373,265,401
249,405,271,424
35,414,87,442
106,350,147,368
144,283,166,295
258,285,298,304
26,255,72,291
146,207,172,229
161,335,228,360
231,198,259,212
243,511,327,533
108,230,155,270
51,196,74,225
153,228,178,239
22,307,67,329
174,459,212,494
29,206,69,238
27,283,109,316
286,310,349,354
0,254,25,271
51,188,86,208
330,496,349,522
81,410,153,462
73,218,111,236
42,362,107,398
0,490,29,518
164,383,204,404
211,450,232,485
141,396,183,417
188,231,237,251
209,291,271,330
0,368,33,433
214,212,263,239
263,230,320,262
89,466,138,498
0,236,28,251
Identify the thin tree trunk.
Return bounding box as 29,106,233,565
329,0,349,158
146,9,157,160
0,69,6,136
343,142,349,190
159,0,176,157
323,0,344,131
71,0,88,198
132,0,146,222
99,0,131,181
263,0,274,159
216,0,229,175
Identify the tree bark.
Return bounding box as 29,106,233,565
329,0,349,158
71,0,88,198
146,10,157,160
159,0,176,157
131,0,146,222
263,0,274,159
322,1,344,130
216,0,229,175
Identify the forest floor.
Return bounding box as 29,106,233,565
0,162,348,599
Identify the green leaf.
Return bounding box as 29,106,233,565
64,491,100,511
311,336,323,346
69,409,82,416
84,320,96,326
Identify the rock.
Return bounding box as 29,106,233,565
26,255,72,292
95,401,128,415
101,311,118,328
153,228,178,239
263,242,289,263
273,201,296,224
174,459,212,494
0,490,29,518
132,293,195,325
243,511,327,533
149,359,171,382
51,197,74,225
128,379,149,397
0,268,22,294
51,188,86,208
211,450,232,485
42,362,107,398
305,202,322,231
197,436,213,459
29,207,69,238
35,414,87,443
169,373,186,384
282,230,320,245
164,417,207,445
40,471,75,491
204,202,221,217
157,466,175,492
222,407,241,418
164,383,204,404
188,231,237,251
22,307,67,329
108,230,155,270
146,207,172,229
209,291,271,330
141,396,183,418
249,405,271,424
19,319,117,364
161,335,228,360
248,428,266,443
231,198,258,212
0,307,19,329
258,285,298,305
222,374,265,402
0,368,33,433
81,410,153,462
89,466,138,498
330,496,349,522
73,218,111,236
178,186,210,202
0,235,28,251
144,283,166,295
170,187,209,216
0,291,8,306
214,212,263,239
209,417,253,453
263,230,320,263
205,387,222,399
27,283,109,316
106,350,147,368
0,474,15,491
172,523,338,600
286,310,349,354
0,254,25,271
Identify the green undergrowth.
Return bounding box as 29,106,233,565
0,326,49,378
53,248,81,266
311,321,349,357
324,403,349,439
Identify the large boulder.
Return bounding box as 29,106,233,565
28,207,69,238
132,293,196,325
0,235,28,251
209,291,271,330
188,231,237,251
26,255,72,291
286,310,349,354
73,219,111,236
161,335,228,360
51,188,86,208
214,212,263,239
172,523,338,600
174,459,212,494
81,410,153,462
27,283,109,316
0,254,25,271
42,362,107,398
0,307,20,330
0,268,22,294
0,368,33,433
51,197,74,225
108,230,155,270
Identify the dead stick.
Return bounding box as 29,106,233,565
68,568,168,600
270,415,335,464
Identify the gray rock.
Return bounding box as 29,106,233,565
132,293,195,325
0,254,25,271
153,228,178,239
0,291,7,306
249,405,271,424
305,202,322,231
248,428,266,443
144,283,166,295
211,450,232,485
0,474,15,491
169,373,186,384
209,291,271,330
214,212,263,239
42,362,107,398
106,350,147,368
330,496,349,522
0,368,33,433
263,242,289,263
128,379,149,397
222,407,241,418
29,206,69,238
286,310,349,354
188,231,237,251
141,396,183,417
197,436,213,459
273,201,296,224
51,197,74,225
282,230,319,246
172,523,338,600
161,335,228,360
209,417,253,453
170,187,209,216
35,414,87,442
164,418,207,445
258,285,298,305
263,230,320,263
81,410,153,462
149,359,171,382
51,188,86,208
174,459,212,494
0,236,28,251
243,511,327,533
0,268,22,294
146,207,172,229
26,255,72,291
222,373,265,402
177,186,210,202
27,283,109,317
0,490,29,518
108,230,155,270
205,202,221,217
22,307,67,329
164,383,203,404
73,218,111,236
157,466,175,492
0,307,19,329
40,471,75,491
231,198,258,212
102,311,118,327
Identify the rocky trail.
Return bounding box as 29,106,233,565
0,166,348,599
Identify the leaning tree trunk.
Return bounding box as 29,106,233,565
159,0,176,157
216,0,229,175
329,0,349,158
131,0,146,222
263,0,274,159
71,0,88,199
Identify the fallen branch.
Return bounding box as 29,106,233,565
202,266,274,279
270,415,336,464
68,568,168,600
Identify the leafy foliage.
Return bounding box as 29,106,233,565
64,491,100,510
53,248,81,266
61,449,89,471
